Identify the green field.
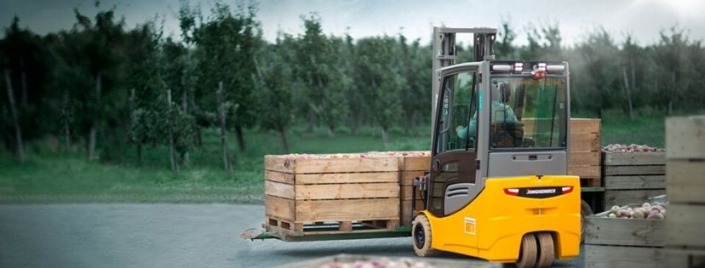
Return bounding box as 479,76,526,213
0,110,677,203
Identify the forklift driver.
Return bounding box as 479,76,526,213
456,81,517,140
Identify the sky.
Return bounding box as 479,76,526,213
1,0,705,46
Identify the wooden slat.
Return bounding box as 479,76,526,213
400,184,423,201
264,180,295,199
666,203,705,248
295,172,398,185
265,155,294,173
401,153,431,171
667,160,705,203
585,216,665,247
295,198,399,222
522,118,600,134
265,195,295,221
295,183,399,200
570,133,601,152
568,165,600,178
265,170,295,184
265,154,401,174
603,152,666,166
571,118,601,134
400,171,425,186
666,116,705,160
292,157,400,173
604,165,665,176
604,189,665,207
585,245,664,268
569,151,601,166
604,175,666,190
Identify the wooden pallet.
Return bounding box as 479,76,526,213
264,216,400,236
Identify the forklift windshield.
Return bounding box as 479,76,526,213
489,76,567,150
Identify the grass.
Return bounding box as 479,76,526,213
0,125,430,203
1,109,688,204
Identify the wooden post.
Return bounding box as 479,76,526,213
4,70,25,162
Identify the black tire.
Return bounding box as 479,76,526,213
412,214,439,257
516,233,538,268
581,199,594,244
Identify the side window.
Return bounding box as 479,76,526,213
435,72,477,154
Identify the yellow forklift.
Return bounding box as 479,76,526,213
411,27,581,267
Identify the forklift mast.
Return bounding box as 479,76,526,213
431,27,497,132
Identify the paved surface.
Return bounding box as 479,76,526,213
0,204,584,267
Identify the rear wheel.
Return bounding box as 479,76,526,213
581,199,594,244
536,232,555,268
412,214,439,257
515,233,538,268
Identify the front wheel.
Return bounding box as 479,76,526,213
412,214,439,257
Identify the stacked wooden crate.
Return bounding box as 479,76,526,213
602,152,666,206
584,209,666,267
664,116,705,267
399,152,430,227
568,118,602,187
521,118,602,186
264,153,401,237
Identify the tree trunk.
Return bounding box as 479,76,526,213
4,70,25,162
88,73,102,161
62,91,71,146
278,125,290,154
235,125,245,152
621,67,634,121
167,89,179,172
218,82,232,172
130,88,143,166
381,126,389,149
327,126,334,138
20,58,28,106
137,144,143,166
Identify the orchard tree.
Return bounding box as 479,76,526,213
353,36,405,148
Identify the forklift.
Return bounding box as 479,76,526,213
411,27,581,267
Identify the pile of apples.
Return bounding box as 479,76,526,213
602,144,664,152
605,202,667,219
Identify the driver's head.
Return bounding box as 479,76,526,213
493,81,511,103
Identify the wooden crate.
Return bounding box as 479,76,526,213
666,116,705,160
666,160,705,203
264,154,401,235
602,152,666,207
569,118,602,187
398,152,430,227
665,204,705,248
585,211,666,267
664,116,705,267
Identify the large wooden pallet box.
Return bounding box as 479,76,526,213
524,118,602,186
399,152,430,227
584,210,666,267
602,151,666,206
664,116,705,267
264,153,401,236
